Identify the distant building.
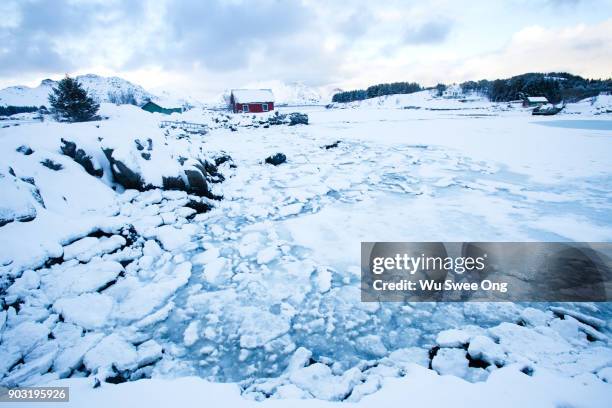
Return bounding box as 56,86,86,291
141,101,182,115
522,96,548,108
230,89,274,113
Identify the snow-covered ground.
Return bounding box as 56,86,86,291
1,90,611,407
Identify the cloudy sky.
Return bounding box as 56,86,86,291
1,0,611,99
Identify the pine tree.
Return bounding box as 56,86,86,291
48,75,100,122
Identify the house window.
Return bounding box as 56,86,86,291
242,104,249,113
262,103,269,112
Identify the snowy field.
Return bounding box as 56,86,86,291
1,92,611,407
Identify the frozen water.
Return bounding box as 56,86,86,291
0,98,611,403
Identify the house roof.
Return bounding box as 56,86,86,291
231,89,274,103
526,96,548,102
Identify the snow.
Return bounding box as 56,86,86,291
436,329,471,348
83,333,138,373
231,89,275,104
53,293,114,330
431,348,469,378
526,96,548,103
8,364,611,408
183,321,199,346
256,246,279,264
0,86,611,404
39,261,123,301
62,235,126,263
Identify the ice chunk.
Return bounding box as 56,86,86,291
549,306,606,330
467,335,505,366
285,347,313,373
520,307,554,327
202,257,227,284
83,333,138,373
136,340,163,367
315,267,332,293
273,383,312,399
256,247,279,264
191,247,220,265
142,240,163,257
384,347,430,369
355,335,388,358
1,350,58,387
239,308,290,349
5,269,40,304
0,322,49,377
150,225,196,251
431,348,469,378
53,332,105,378
289,363,363,401
62,235,126,263
40,261,124,301
436,329,471,348
53,293,114,330
278,203,303,217
114,262,191,321
183,321,200,347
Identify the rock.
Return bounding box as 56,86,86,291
214,154,232,166
266,111,308,126
103,148,145,190
16,145,33,155
0,174,38,227
289,112,308,126
40,159,63,171
265,153,287,166
184,169,209,196
161,175,187,191
60,139,103,177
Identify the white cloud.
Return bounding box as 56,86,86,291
0,0,611,98
456,19,612,81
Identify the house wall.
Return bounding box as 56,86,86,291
233,102,274,113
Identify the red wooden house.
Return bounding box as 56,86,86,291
230,89,274,113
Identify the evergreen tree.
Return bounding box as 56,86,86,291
48,75,100,122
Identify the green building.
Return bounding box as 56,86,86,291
141,101,182,115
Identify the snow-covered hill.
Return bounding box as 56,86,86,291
213,81,326,108
0,74,156,107
270,81,323,106
329,89,492,110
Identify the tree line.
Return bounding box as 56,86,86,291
332,82,421,103
332,73,612,104
460,72,611,104
0,105,42,116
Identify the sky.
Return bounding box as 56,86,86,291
0,0,611,100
